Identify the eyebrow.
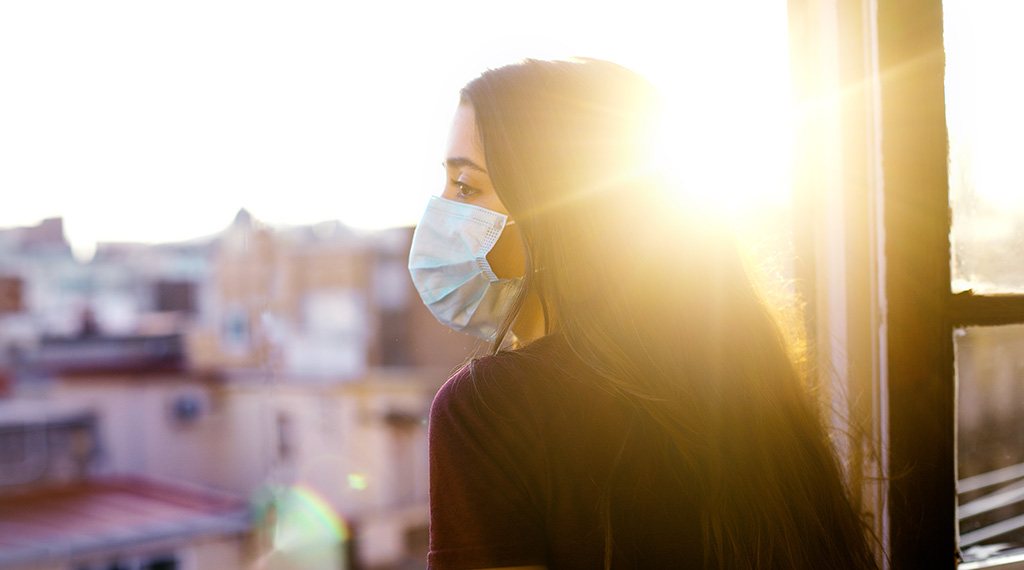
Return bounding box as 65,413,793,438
444,157,487,174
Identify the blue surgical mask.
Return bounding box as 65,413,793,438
408,196,522,341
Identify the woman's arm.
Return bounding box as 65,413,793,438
428,365,548,569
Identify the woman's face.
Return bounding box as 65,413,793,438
442,104,525,280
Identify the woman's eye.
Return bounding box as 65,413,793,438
452,180,479,199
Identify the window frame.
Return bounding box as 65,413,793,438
788,0,893,564
873,0,958,567
790,0,1024,567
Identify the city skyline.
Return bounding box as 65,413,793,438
0,0,794,260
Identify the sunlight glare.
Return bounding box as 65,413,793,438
645,7,793,217
0,0,793,250
945,0,1024,209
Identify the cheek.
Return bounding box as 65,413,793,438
486,223,526,280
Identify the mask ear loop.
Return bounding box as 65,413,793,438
490,221,533,353
534,265,551,336
515,219,552,337
504,220,537,327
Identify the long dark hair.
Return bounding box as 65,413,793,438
460,58,878,569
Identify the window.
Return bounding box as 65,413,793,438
790,0,1024,567
0,275,22,313
945,0,1024,565
154,280,196,314
957,324,1024,562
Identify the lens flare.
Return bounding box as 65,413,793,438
251,484,350,569
281,485,349,543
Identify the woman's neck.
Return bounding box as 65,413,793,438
511,287,550,346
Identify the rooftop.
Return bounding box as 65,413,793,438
0,477,249,568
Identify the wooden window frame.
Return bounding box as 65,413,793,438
791,0,1024,567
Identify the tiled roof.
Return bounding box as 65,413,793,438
0,477,249,568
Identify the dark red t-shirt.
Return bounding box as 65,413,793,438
428,334,703,569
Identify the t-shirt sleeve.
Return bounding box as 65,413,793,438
427,358,548,569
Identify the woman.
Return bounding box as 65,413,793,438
409,58,878,570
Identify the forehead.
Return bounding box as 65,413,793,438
445,105,484,165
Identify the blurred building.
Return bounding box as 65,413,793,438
0,218,212,347
0,400,250,570
0,212,484,570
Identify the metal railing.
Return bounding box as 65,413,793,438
959,461,1024,551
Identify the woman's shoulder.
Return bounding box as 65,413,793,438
431,334,574,423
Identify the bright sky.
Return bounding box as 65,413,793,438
945,0,1024,209
0,1,792,258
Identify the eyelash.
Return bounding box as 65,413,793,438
450,178,479,199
